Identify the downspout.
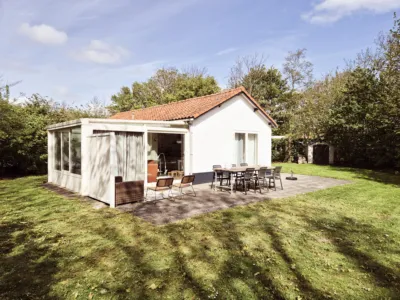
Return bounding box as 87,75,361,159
185,118,194,175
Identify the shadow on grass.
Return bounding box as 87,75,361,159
328,165,400,186
88,220,169,299
1,174,399,299
307,216,400,297
0,220,61,299
266,203,400,297
166,221,288,299
163,212,335,299
263,224,332,300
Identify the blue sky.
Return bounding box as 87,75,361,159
0,0,399,105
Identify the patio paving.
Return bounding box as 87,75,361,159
117,174,351,225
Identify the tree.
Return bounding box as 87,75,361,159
109,67,220,113
283,48,313,91
0,92,107,175
0,98,25,174
0,76,20,101
292,70,351,141
228,54,266,90
0,84,9,100
81,97,110,118
228,54,290,122
379,14,400,166
309,14,400,168
325,68,385,167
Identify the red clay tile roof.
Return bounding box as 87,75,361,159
110,86,277,127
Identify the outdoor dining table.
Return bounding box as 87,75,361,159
212,165,275,194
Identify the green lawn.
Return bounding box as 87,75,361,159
1,164,399,299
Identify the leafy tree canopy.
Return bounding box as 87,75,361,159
109,67,220,114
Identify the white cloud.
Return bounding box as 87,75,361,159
19,23,68,45
302,0,400,24
73,40,129,64
216,47,238,56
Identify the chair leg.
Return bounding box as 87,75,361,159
265,178,269,192
152,189,159,201
191,185,196,197
269,178,276,191
279,177,283,190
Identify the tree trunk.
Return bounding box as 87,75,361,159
284,137,292,162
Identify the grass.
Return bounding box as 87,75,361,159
0,164,399,299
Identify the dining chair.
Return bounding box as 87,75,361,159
238,168,257,195
174,175,196,197
146,177,174,200
211,165,230,189
256,167,269,192
266,166,283,190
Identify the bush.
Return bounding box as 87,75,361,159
272,138,307,163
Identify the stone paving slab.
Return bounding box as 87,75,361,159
117,174,351,225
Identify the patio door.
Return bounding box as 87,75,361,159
247,134,258,165
235,133,246,165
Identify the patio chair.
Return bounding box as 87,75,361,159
145,177,174,200
256,167,270,192
240,163,248,167
236,168,258,195
266,166,283,191
174,175,196,197
211,165,230,189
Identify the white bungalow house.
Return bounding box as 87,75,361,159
47,86,277,207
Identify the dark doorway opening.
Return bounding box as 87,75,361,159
313,144,329,165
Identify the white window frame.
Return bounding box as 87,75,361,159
54,127,81,176
233,131,259,165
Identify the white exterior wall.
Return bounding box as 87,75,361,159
190,95,273,174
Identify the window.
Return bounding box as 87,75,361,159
62,132,70,171
54,132,61,170
54,127,81,175
234,133,258,165
235,133,246,165
248,134,258,165
71,127,81,174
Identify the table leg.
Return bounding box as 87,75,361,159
230,172,234,194
214,171,217,191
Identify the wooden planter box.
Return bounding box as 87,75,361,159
115,176,144,205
